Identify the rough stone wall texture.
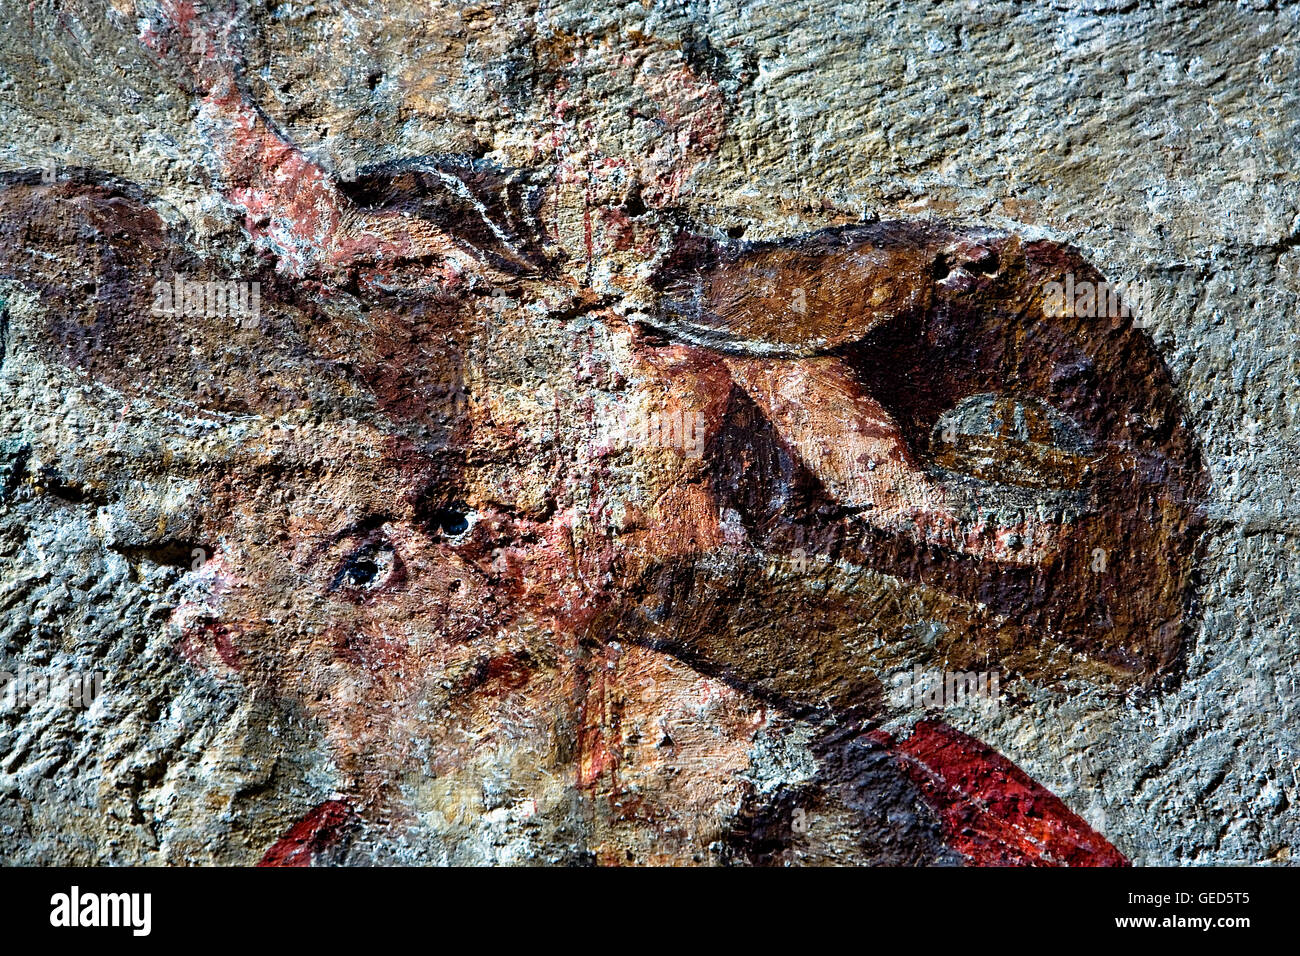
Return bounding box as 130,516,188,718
0,0,1295,865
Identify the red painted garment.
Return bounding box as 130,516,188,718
258,800,355,867
874,720,1129,867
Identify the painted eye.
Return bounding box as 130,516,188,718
331,537,398,593
340,555,380,587
429,506,472,538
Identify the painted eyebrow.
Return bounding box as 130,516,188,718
295,515,397,569
327,514,395,545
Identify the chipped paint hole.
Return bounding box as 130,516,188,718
623,186,647,217
970,250,999,274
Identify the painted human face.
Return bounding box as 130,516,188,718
0,3,1204,864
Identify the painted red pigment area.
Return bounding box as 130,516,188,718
876,721,1129,867
176,616,243,674
258,800,355,867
